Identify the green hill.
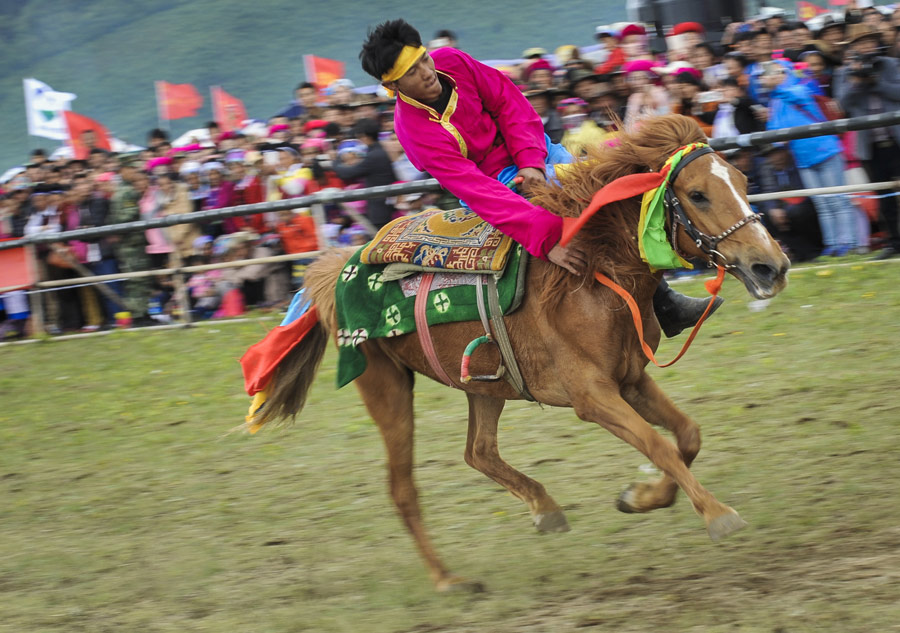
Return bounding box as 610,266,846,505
0,0,630,170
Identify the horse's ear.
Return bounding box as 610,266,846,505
560,172,664,246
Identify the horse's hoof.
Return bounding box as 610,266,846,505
707,511,748,542
534,510,570,533
436,576,486,593
616,484,641,513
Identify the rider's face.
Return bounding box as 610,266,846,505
386,51,443,103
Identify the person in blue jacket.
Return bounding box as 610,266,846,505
760,60,859,257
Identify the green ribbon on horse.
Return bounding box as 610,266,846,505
637,143,709,272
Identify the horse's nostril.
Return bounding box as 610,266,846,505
751,263,778,285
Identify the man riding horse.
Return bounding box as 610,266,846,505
360,19,721,336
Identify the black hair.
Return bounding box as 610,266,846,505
30,148,47,158
724,52,750,67
694,42,717,57
360,19,424,80
435,29,456,40
721,77,740,88
297,81,316,91
324,122,341,138
148,128,169,141
750,28,771,41
206,121,220,129
353,117,381,142
674,72,705,90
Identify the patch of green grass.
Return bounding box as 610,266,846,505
1,261,899,632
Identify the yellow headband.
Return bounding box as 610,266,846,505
381,45,426,83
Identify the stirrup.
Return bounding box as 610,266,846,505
460,335,506,383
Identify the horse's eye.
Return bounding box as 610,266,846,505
689,191,707,204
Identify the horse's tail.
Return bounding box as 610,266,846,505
243,248,355,432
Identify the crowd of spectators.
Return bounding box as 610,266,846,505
3,4,900,338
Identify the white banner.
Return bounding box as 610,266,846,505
23,78,76,141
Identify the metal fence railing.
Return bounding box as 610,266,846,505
4,110,900,334
3,110,900,254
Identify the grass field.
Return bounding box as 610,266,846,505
2,260,900,633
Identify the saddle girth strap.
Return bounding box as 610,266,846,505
485,275,535,402
414,273,458,388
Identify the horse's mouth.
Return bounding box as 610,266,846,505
732,259,790,299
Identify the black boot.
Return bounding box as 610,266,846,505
653,278,724,338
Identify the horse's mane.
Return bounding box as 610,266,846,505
529,115,707,311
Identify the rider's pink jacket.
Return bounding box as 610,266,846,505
393,47,563,259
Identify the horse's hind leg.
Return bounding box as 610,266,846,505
464,393,569,533
354,343,481,593
617,372,701,514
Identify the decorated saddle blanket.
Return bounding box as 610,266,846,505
335,243,527,388
359,207,515,277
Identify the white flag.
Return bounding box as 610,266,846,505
23,78,77,141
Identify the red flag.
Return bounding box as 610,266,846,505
303,55,346,93
211,86,248,133
797,1,829,20
156,81,204,120
63,111,112,160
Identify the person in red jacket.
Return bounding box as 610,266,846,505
226,150,267,234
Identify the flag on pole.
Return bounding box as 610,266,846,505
63,111,112,160
156,81,204,120
828,0,848,6
211,86,248,132
23,78,77,141
797,1,829,20
303,55,346,93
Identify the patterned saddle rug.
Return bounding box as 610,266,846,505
360,207,514,277
334,243,527,388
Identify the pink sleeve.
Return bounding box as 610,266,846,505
403,132,562,259
454,50,548,171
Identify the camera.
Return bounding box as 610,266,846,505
849,50,885,79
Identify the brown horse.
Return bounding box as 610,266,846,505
249,116,790,591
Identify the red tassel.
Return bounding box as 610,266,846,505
240,306,319,395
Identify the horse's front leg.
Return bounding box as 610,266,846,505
617,371,701,514
571,380,745,542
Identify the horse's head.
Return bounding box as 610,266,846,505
667,149,789,299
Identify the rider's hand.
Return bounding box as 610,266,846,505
547,243,587,275
516,167,546,195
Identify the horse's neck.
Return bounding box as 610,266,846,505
531,257,661,311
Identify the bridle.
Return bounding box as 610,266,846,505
555,141,763,367
662,145,763,270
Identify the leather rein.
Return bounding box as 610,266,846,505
566,144,764,367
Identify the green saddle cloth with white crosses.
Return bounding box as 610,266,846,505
335,243,527,388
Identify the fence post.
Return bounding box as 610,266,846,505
169,251,193,328
310,203,328,250
25,245,45,335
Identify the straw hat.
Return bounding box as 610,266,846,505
842,23,881,47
